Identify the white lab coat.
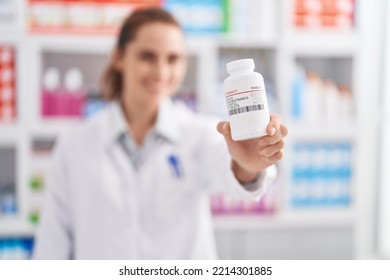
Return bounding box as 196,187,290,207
33,99,276,260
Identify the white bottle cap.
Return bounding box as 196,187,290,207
226,58,255,74
43,68,60,91
64,68,83,93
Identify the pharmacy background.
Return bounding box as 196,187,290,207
1,0,390,260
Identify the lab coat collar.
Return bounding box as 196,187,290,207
105,98,181,147
155,97,181,143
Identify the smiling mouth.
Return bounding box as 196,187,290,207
145,83,167,94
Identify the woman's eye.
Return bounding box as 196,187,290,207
168,55,179,64
140,52,155,61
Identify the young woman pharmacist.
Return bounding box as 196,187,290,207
33,7,288,260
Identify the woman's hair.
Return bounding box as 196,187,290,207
101,7,182,101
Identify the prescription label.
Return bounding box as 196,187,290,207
225,89,266,116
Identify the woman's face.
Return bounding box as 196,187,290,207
116,22,187,110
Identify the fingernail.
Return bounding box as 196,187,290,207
270,127,276,136
223,123,227,131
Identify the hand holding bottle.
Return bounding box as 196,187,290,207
216,114,288,184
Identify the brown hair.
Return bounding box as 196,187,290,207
101,7,182,100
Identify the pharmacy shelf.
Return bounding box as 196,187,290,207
27,34,278,56
0,31,22,44
0,0,380,260
0,125,20,144
28,34,116,54
24,29,274,55
287,122,357,141
284,32,358,56
213,208,355,231
0,219,35,238
30,119,82,138
215,35,279,49
185,36,278,57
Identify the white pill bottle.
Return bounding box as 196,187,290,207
223,58,270,141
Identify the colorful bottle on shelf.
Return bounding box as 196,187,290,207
291,64,306,120
41,67,61,117
64,67,85,117
290,141,352,208
0,46,16,123
323,80,341,123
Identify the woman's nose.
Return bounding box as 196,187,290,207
152,60,170,81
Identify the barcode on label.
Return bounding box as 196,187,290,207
228,104,264,116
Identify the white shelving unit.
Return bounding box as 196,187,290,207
0,219,35,237
0,125,20,144
214,0,380,260
214,209,356,231
286,123,357,140
377,0,390,259
0,0,383,259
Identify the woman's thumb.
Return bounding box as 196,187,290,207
217,121,227,135
217,121,233,142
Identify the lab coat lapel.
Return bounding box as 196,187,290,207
106,142,137,189
100,102,138,189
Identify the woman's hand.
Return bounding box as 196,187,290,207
217,114,288,184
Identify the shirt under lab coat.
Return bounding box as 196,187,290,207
33,98,277,260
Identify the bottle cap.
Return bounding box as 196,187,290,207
64,68,83,93
226,59,255,74
43,68,60,91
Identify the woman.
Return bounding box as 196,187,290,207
33,7,288,259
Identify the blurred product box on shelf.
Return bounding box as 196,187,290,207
0,238,34,260
31,137,56,157
41,67,107,119
291,65,353,124
27,138,57,226
0,190,17,217
0,147,17,218
29,137,54,194
27,0,278,37
27,0,161,34
293,0,355,29
210,184,279,215
0,0,14,25
41,52,108,119
164,0,277,37
0,45,16,123
164,0,227,34
228,0,277,38
41,67,86,117
83,94,107,118
290,141,352,208
29,172,45,193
